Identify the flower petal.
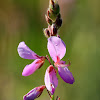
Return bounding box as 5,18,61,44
58,60,66,64
22,59,44,76
18,42,41,59
23,85,46,100
58,66,74,84
44,65,58,95
47,36,66,62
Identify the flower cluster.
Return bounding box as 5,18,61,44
17,0,75,100
44,0,62,38
17,36,74,99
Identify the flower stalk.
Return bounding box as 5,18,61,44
44,0,62,38
17,0,75,100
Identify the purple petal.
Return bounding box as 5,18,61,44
18,42,41,59
22,59,44,76
55,60,70,68
23,85,46,100
58,66,74,84
44,65,58,95
58,60,66,64
47,36,66,62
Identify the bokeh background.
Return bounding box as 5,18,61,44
0,0,99,100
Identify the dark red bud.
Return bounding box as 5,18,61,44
51,24,57,36
55,18,62,29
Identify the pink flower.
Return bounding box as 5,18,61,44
17,42,45,76
47,36,74,84
44,65,58,95
23,85,46,100
47,36,66,62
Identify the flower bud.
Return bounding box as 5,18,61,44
49,0,54,10
43,28,50,38
49,0,60,15
45,15,52,25
23,85,46,100
47,8,57,21
51,24,57,36
55,18,62,29
47,0,60,22
53,4,60,15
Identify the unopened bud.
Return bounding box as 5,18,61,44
48,0,60,21
53,4,60,15
55,18,62,29
45,15,52,25
51,24,57,36
49,0,60,15
43,28,50,38
47,8,57,21
49,0,55,10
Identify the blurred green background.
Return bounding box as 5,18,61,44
0,0,99,100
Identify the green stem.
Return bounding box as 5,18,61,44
50,94,54,100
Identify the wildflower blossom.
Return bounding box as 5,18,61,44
23,85,46,100
17,0,75,99
17,42,45,76
47,36,74,84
